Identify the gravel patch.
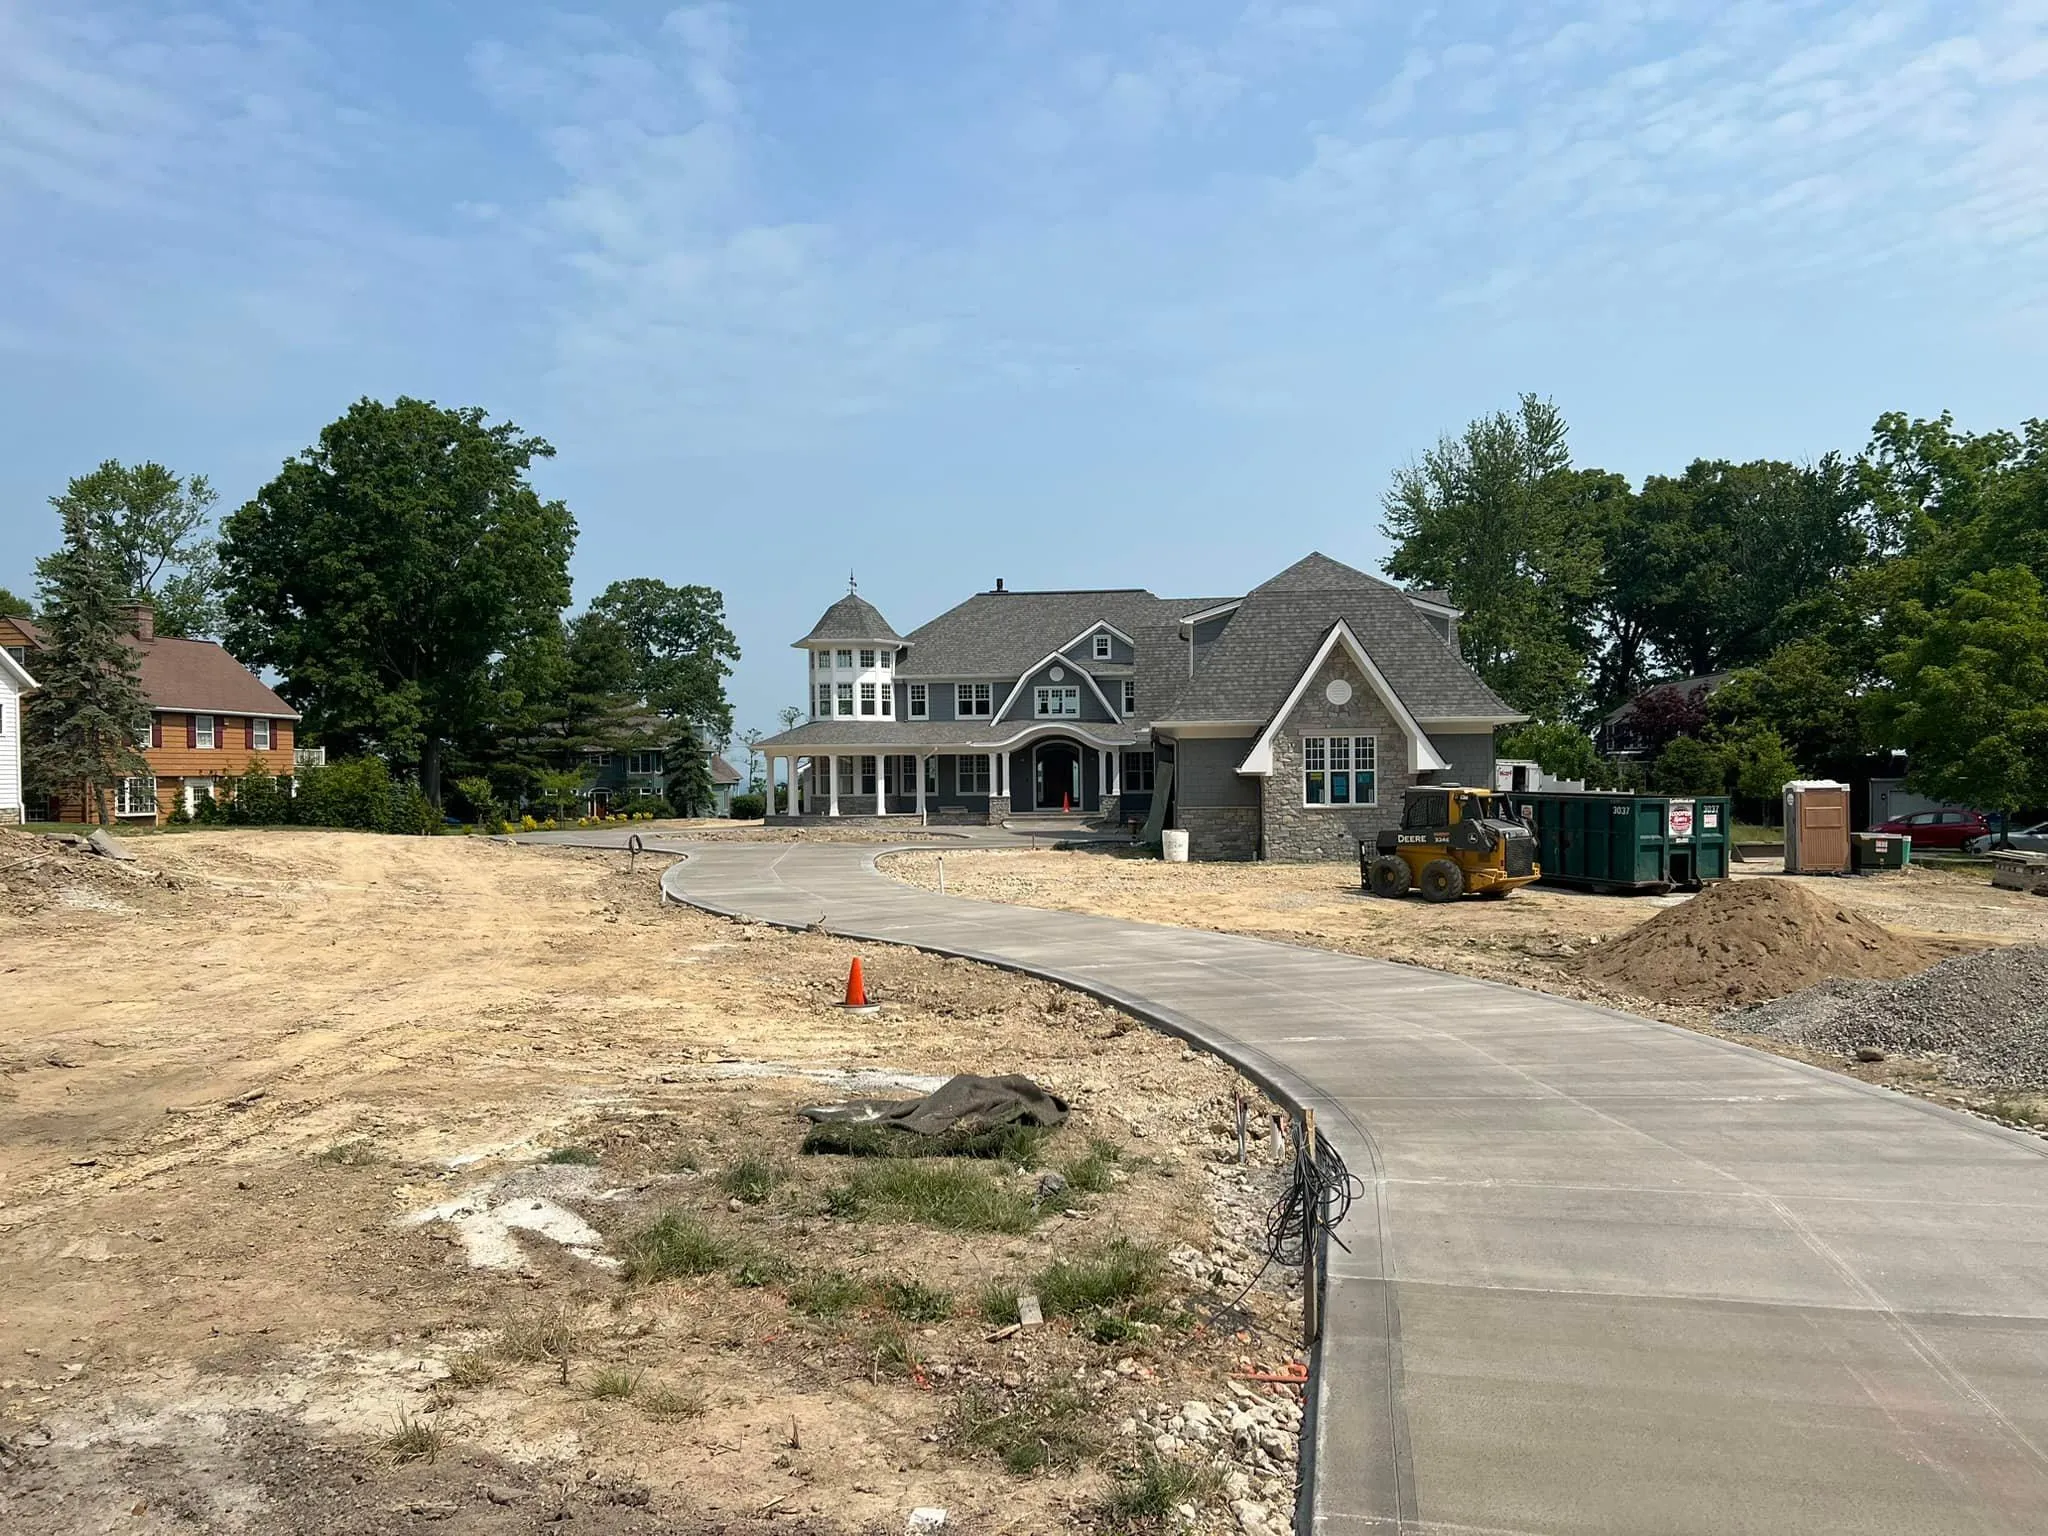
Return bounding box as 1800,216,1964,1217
1726,944,2048,1092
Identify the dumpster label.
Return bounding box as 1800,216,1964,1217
1669,801,1695,841
1703,805,1720,829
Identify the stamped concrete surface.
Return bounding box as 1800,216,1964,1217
579,834,2048,1535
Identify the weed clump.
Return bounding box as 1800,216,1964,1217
313,1139,377,1167
1035,1238,1163,1318
382,1413,445,1464
1098,1451,1223,1529
732,1252,796,1289
443,1349,501,1387
878,1278,952,1322
825,1162,1037,1234
1061,1136,1122,1195
543,1146,600,1166
801,1121,1050,1166
718,1154,785,1205
621,1211,733,1282
786,1269,864,1318
586,1366,640,1401
494,1306,580,1363
640,1383,706,1421
954,1384,1097,1474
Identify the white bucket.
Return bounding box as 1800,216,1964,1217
1161,829,1190,863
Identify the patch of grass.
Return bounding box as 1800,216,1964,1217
1097,1452,1224,1530
718,1154,785,1205
1034,1238,1163,1318
826,1162,1038,1234
732,1252,796,1289
1088,1315,1146,1345
640,1383,707,1422
869,1326,923,1378
877,1277,952,1322
621,1211,735,1282
954,1385,1097,1475
312,1139,377,1166
443,1348,501,1387
786,1268,865,1318
587,1366,641,1401
494,1306,580,1363
543,1146,600,1165
383,1413,446,1464
672,1147,703,1173
1061,1136,1122,1195
978,1280,1022,1326
800,1121,1051,1166
1988,1095,2048,1128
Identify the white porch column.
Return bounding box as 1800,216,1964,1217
767,755,779,818
914,754,926,819
827,754,839,817
988,752,998,805
791,757,803,816
1108,749,1119,795
875,754,888,816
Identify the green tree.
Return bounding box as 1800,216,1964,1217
587,577,739,738
1497,721,1601,783
1870,566,2048,813
535,767,588,820
38,460,225,638
220,398,576,805
1649,735,1724,797
0,586,30,618
664,725,717,817
1712,722,1798,809
24,505,152,823
1382,395,1606,718
558,610,640,750
1709,638,1865,774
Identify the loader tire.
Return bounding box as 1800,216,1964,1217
1369,855,1410,898
1419,858,1466,903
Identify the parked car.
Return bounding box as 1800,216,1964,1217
1869,808,1995,849
1965,820,2048,854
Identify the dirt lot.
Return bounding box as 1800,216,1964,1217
0,830,1304,1535
881,847,2048,1114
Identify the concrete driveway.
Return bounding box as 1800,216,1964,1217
554,832,2048,1533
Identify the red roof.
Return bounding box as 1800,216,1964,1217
135,635,299,718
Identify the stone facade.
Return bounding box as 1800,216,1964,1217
986,794,1012,824
1098,793,1122,826
1258,649,1416,863
1177,804,1260,861
0,806,18,826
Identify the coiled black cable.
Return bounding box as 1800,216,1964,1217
1266,1127,1363,1269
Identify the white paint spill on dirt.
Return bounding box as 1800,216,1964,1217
402,1163,624,1272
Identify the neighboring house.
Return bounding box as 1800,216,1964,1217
0,643,36,825
576,730,743,816
751,553,1523,861
1598,672,1734,758
2,605,299,826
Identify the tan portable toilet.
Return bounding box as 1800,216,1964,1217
1782,780,1852,874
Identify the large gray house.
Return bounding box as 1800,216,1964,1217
753,552,1523,861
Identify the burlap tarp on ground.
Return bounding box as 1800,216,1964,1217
797,1073,1069,1135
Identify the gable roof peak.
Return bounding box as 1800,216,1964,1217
1249,551,1390,595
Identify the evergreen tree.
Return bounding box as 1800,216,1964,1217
664,724,717,817
26,505,152,824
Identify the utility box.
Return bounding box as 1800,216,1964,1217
1521,791,1732,893
1783,780,1852,874
1852,831,1911,872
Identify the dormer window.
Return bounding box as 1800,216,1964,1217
1093,632,1111,660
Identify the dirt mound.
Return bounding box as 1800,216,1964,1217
1730,944,2048,1092
1571,878,1951,1006
0,828,164,914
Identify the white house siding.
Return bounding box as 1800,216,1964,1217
0,668,23,823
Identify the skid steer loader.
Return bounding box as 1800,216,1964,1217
1361,786,1540,902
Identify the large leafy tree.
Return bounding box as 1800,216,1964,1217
0,587,30,618
1382,395,1605,719
1709,637,1866,775
25,505,152,824
220,397,575,804
1870,566,2048,813
587,577,739,738
37,460,225,638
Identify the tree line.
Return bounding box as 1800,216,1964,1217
1385,398,2048,816
15,396,740,824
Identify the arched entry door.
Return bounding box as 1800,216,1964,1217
1033,740,1080,811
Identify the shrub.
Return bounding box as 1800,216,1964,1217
452,775,501,828
191,787,224,824
620,1211,733,1281
227,761,290,825
730,792,765,820
292,756,395,831
167,797,192,826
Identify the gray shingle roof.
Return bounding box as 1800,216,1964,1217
801,594,905,645
1153,553,1516,725
896,590,1230,679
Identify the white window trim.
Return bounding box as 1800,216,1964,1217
956,682,992,718
116,775,158,818
1093,633,1112,659
1122,680,1136,716
860,682,877,716
837,683,855,717
958,754,991,794
251,718,272,751
908,683,927,719
1034,685,1081,718
193,714,216,750
1058,620,1136,656
993,653,1119,721
1301,733,1378,808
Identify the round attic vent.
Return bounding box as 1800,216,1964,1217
1050,666,1065,682
1325,678,1353,706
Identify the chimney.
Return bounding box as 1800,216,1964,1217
125,601,155,642
994,578,1007,594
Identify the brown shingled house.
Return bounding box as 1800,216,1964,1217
1,605,300,825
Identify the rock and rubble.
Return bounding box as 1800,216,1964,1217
1727,943,2048,1093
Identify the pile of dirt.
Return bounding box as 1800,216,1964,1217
0,829,166,914
1571,878,1952,1006
1728,944,2048,1091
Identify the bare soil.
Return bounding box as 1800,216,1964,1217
881,847,2048,1110
0,830,1302,1535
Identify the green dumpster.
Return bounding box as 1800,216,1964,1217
1520,792,1732,893
1852,831,1911,872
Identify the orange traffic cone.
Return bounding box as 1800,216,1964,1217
1062,791,1071,813
840,957,880,1013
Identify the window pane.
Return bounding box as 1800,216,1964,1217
1330,738,1350,772
1303,736,1326,770
1358,770,1375,805
1331,772,1350,803
1355,736,1376,772
1305,772,1325,805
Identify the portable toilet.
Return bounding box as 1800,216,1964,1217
1782,780,1851,874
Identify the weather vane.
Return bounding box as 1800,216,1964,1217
848,568,858,594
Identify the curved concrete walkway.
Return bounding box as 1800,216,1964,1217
590,834,2048,1534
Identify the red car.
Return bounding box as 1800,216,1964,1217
1869,808,1994,849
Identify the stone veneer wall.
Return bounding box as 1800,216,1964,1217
1259,649,1416,863
986,795,1012,825
0,807,19,825
1098,793,1122,826
1177,804,1260,861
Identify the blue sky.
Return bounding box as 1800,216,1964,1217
3,1,2045,742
